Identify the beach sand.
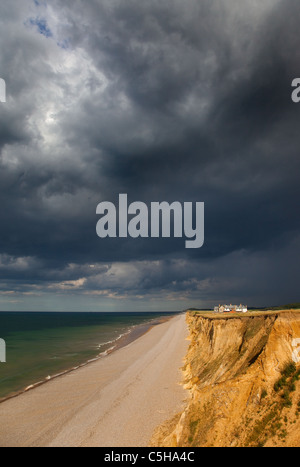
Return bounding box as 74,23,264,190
0,313,189,447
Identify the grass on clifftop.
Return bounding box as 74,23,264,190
187,309,300,319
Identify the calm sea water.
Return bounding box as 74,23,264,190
0,311,179,400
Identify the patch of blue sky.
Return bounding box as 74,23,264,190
33,0,47,7
28,17,53,38
57,39,70,50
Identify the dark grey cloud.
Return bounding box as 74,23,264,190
0,0,299,309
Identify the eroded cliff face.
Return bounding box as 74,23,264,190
151,311,300,447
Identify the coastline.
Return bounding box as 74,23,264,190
0,313,176,406
152,310,300,447
0,313,189,447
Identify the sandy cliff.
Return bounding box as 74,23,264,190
151,310,300,447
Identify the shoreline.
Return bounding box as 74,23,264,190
0,313,177,406
0,313,189,447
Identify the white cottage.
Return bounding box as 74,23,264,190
215,304,248,313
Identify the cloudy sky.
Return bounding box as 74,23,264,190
0,0,299,311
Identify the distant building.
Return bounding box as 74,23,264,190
214,304,248,313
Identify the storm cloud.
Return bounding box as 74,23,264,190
0,0,299,310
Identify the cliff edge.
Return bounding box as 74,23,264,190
151,310,300,447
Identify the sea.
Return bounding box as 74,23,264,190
0,311,180,401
